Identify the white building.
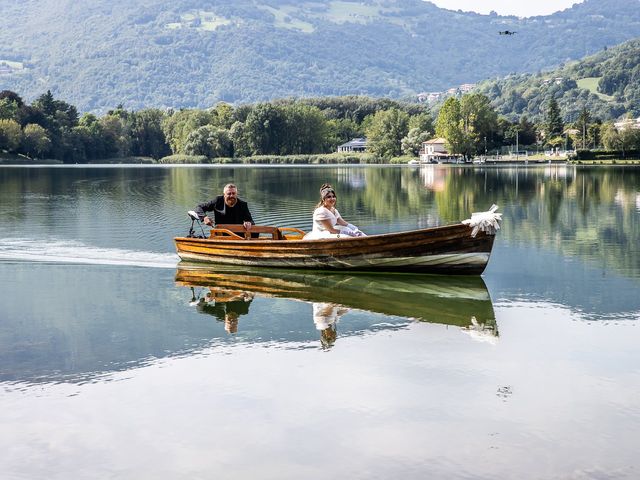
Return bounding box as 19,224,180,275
614,117,640,131
337,138,368,153
419,138,463,163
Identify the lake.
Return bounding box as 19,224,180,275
1,164,639,479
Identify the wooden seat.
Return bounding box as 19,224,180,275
211,224,284,240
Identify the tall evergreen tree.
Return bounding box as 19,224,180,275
544,97,564,139
574,107,591,149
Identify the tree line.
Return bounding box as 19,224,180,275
1,89,638,163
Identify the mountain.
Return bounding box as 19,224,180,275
1,0,640,113
475,38,640,121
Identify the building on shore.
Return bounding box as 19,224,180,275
614,117,640,131
337,138,368,153
419,138,464,163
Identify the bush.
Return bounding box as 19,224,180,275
158,154,209,164
87,156,156,164
573,149,640,161
158,152,387,164
389,155,417,164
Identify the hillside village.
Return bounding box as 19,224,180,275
417,84,477,104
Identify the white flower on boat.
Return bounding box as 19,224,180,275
462,204,502,237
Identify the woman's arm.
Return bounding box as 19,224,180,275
320,219,341,234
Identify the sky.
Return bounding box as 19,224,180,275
428,0,585,17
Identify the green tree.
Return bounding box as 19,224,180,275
504,123,520,151
282,104,329,154
184,125,233,158
544,97,564,140
32,90,56,117
0,90,24,107
326,117,362,150
601,123,619,150
574,107,592,149
518,115,538,146
435,97,466,156
0,98,19,120
0,119,22,152
401,127,431,156
161,109,212,154
100,114,131,158
21,123,51,158
588,120,603,149
130,109,170,159
460,93,498,156
244,103,288,155
29,90,79,161
365,108,410,158
408,112,434,134
229,121,251,157
602,123,640,154
210,103,235,129
77,113,109,160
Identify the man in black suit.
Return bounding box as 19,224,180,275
195,183,254,231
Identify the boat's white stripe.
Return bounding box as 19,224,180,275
178,252,490,269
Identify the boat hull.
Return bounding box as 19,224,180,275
175,223,495,275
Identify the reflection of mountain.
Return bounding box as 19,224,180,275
175,263,497,331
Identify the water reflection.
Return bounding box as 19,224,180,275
175,263,498,347
0,262,499,386
190,287,255,334
312,303,348,348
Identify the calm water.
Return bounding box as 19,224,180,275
1,165,639,479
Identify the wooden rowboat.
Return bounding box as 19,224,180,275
174,207,501,275
175,224,493,274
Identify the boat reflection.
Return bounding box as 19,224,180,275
176,263,498,346
0,264,497,385
189,287,254,334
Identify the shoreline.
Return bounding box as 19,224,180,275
2,157,639,167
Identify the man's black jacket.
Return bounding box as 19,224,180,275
195,196,254,225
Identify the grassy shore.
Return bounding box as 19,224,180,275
568,159,640,165
3,152,640,166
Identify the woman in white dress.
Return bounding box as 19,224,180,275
303,183,366,240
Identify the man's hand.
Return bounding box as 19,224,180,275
203,216,213,226
243,221,252,230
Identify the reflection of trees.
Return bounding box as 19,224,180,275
165,167,438,224
398,165,639,277
2,165,639,278
493,167,640,277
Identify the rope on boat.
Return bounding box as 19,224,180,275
462,204,502,237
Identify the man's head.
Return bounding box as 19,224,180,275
223,183,238,207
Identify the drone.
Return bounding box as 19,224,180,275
498,30,517,35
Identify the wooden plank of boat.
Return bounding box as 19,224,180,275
175,222,496,275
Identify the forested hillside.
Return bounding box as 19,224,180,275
476,38,640,122
1,0,640,113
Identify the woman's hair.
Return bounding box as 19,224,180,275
316,183,335,208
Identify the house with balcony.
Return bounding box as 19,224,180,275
337,137,368,153
419,138,463,163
